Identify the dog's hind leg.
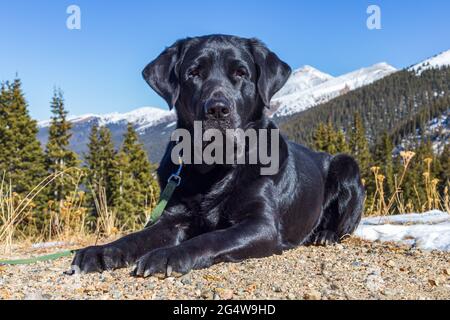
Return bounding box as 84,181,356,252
307,154,365,246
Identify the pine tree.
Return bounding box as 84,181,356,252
322,122,337,154
374,132,395,195
84,124,100,217
313,123,328,152
97,126,116,200
335,127,350,154
349,113,372,181
0,79,46,195
85,124,100,183
85,124,116,214
312,122,349,155
0,83,9,165
111,149,133,221
111,123,159,229
45,89,79,206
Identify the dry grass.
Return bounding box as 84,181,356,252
0,168,84,253
367,151,450,216
91,184,119,238
44,170,87,241
0,171,53,254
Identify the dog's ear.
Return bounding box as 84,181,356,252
142,39,188,110
249,39,291,108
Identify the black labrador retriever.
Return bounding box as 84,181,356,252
71,35,365,277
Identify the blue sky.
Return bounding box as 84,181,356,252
1,0,449,120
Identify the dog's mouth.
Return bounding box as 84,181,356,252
201,119,232,151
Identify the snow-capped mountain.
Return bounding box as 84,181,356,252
37,107,176,163
272,49,450,117
273,65,334,98
409,49,450,75
271,62,397,117
38,106,176,133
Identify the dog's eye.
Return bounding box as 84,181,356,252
234,68,247,78
188,68,201,78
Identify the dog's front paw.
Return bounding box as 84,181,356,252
309,230,339,246
70,245,131,274
132,247,194,278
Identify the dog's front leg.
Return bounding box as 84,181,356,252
71,214,188,274
133,213,279,278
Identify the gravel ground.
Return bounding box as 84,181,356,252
0,237,449,300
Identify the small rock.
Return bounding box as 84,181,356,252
320,262,331,271
236,288,245,296
164,277,175,284
272,286,282,293
320,289,331,298
146,282,156,290
386,260,396,267
180,275,192,285
443,268,450,276
24,292,46,300
201,290,214,300
195,282,204,290
215,288,234,300
428,279,439,287
330,283,339,291
287,293,296,300
351,261,361,267
304,290,322,300
366,274,385,292
381,289,396,296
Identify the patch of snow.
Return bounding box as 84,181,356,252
271,63,397,117
409,49,450,75
355,210,450,251
165,121,177,128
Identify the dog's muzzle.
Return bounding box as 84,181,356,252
204,97,231,120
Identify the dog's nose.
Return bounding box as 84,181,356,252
204,98,231,119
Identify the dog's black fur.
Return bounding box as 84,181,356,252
71,35,365,277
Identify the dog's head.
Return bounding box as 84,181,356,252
142,35,291,131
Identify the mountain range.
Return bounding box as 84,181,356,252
270,62,397,117
37,49,450,163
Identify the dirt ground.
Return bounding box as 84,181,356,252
0,237,449,300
